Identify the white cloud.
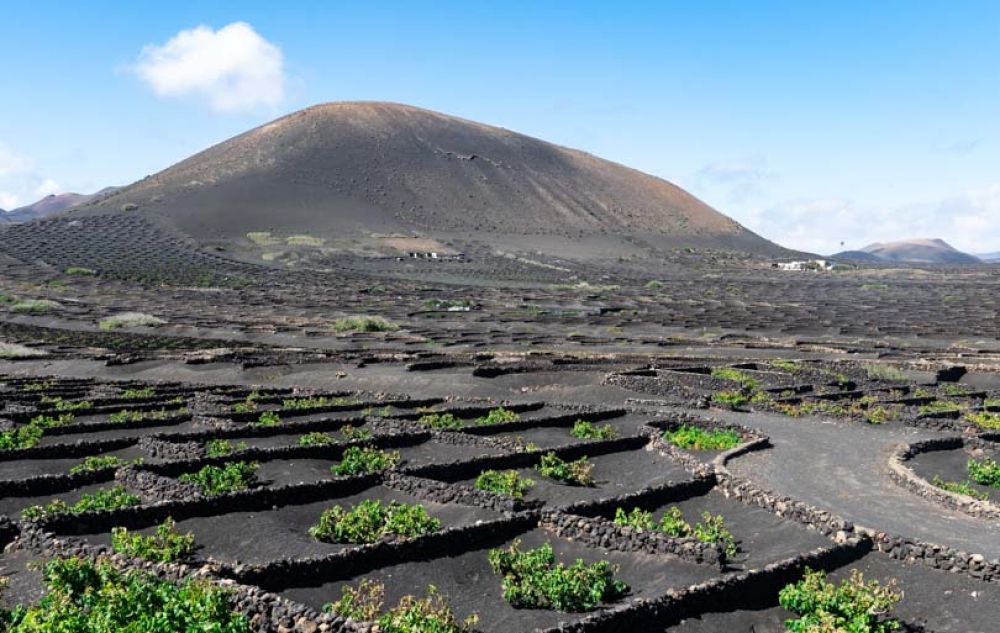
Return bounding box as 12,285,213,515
131,22,285,112
33,178,61,198
736,185,1000,255
0,143,31,177
0,191,18,210
692,157,773,204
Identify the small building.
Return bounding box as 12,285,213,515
773,259,835,272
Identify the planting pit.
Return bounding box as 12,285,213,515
275,525,722,633
0,444,145,480
65,482,501,565
908,441,1000,504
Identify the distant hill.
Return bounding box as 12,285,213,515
70,101,787,258
1,188,117,224
977,251,1000,263
834,238,980,264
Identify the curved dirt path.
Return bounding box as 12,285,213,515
713,408,1000,557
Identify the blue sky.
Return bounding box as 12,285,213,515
2,1,998,253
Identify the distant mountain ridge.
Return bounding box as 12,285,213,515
834,238,980,264
1,188,117,224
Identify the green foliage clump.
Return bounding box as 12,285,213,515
64,266,96,276
21,486,141,520
108,408,180,424
69,455,137,475
711,390,750,408
98,312,166,330
0,423,45,450
299,432,336,446
771,359,801,372
120,387,155,399
965,411,1000,429
331,446,400,476
332,316,398,333
282,396,353,409
487,540,630,612
341,425,372,441
30,413,75,428
179,461,259,495
326,581,477,632
931,475,987,500
204,439,247,457
664,425,741,450
0,557,248,633
417,412,464,429
111,517,196,562
779,568,901,633
569,420,617,440
918,400,965,415
967,457,1000,488
613,506,738,556
474,469,534,498
231,391,260,414
40,396,92,412
252,410,281,426
11,299,60,314
710,367,761,391
537,452,594,486
474,407,520,426
309,499,441,544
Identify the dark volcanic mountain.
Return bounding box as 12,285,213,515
73,102,783,257
836,239,980,264
1,193,89,223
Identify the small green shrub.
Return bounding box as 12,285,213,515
30,413,74,428
918,400,965,415
331,446,400,476
771,359,800,372
967,457,1000,488
613,506,738,556
0,557,248,632
779,568,901,633
309,499,441,544
664,425,741,450
11,299,60,314
231,391,260,414
120,387,155,399
326,581,477,632
417,412,464,429
966,411,1000,429
282,396,353,409
710,367,760,390
570,420,617,440
487,540,630,612
299,432,336,446
341,425,372,441
931,475,987,500
98,312,166,330
252,410,281,426
711,390,750,408
474,469,534,498
179,461,259,495
69,455,138,474
21,485,141,520
108,408,180,424
204,439,247,457
332,316,398,333
537,452,594,486
111,517,196,562
64,266,96,276
0,424,44,450
474,407,520,426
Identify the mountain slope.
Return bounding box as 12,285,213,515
2,189,118,224
840,238,981,264
74,102,784,256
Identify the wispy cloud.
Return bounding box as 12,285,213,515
130,22,286,112
740,185,1000,255
693,157,773,204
